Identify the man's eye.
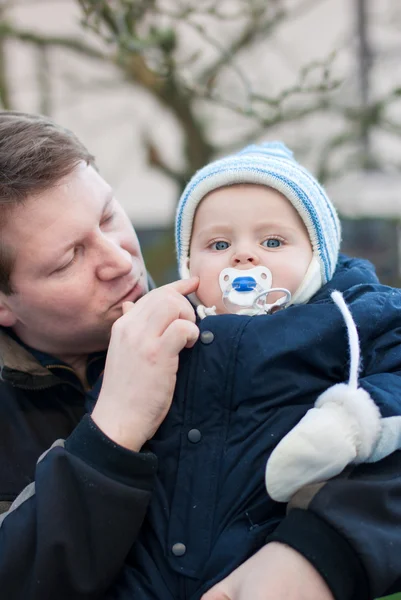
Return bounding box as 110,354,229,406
54,256,75,273
262,238,282,248
211,240,230,251
101,212,115,225
53,249,79,273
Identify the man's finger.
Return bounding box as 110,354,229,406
201,589,232,600
161,319,199,356
123,278,198,317
162,276,199,296
122,287,197,333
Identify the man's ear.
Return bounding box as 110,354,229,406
0,296,17,327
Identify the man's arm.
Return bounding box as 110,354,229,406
0,416,157,599
283,451,401,599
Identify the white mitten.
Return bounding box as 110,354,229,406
367,415,401,463
265,383,381,502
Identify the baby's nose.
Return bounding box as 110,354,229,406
232,249,260,265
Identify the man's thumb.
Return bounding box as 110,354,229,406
122,301,135,315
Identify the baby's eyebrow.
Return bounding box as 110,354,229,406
256,223,299,234
195,224,231,236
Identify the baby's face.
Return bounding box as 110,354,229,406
189,184,313,313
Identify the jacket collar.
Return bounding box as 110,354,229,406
310,254,379,304
0,328,59,389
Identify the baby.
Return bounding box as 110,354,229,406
176,141,401,503
110,142,401,599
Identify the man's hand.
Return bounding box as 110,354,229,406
92,277,199,451
201,542,334,600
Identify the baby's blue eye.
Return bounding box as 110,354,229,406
212,240,230,251
262,238,281,248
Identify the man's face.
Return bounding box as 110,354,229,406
189,184,313,313
0,162,148,355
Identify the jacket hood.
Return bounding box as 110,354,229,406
311,254,379,303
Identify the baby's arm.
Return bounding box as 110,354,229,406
266,288,401,502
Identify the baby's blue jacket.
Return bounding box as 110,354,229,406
120,255,401,600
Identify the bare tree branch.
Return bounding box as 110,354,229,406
186,50,338,135
0,3,12,110
12,0,69,5
316,129,360,182
0,21,108,62
184,19,254,109
197,4,286,87
144,135,186,188
0,36,11,109
36,45,52,116
4,0,400,198
78,0,213,174
285,0,326,23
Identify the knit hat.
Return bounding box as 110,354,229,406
175,142,341,294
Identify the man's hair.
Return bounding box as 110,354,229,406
0,111,96,294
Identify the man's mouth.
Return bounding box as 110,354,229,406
112,275,144,307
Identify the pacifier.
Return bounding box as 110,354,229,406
219,266,291,316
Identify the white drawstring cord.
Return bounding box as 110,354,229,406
331,291,360,390
330,290,401,464
197,305,217,319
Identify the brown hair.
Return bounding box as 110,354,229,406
0,111,96,294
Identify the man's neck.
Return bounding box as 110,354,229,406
56,354,90,390
7,327,100,390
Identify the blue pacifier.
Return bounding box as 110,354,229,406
219,266,291,315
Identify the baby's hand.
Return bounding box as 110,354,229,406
265,383,381,502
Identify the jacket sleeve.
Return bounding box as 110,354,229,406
0,414,157,600
268,289,401,600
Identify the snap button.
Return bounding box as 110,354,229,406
172,542,186,556
200,330,214,345
188,429,202,443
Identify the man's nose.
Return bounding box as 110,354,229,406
95,237,133,281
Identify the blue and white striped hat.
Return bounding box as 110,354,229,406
175,141,341,286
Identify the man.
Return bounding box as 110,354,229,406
0,111,399,600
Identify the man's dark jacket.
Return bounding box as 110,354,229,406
0,256,401,600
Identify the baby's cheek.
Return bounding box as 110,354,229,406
286,266,308,295
198,277,221,308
